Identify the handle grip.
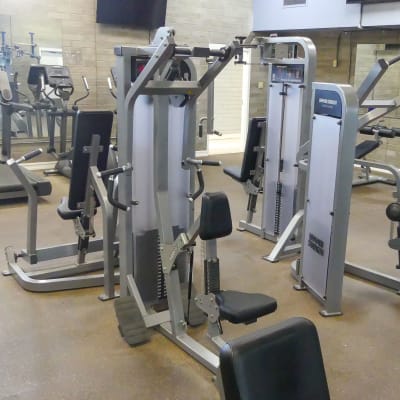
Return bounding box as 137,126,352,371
107,77,113,90
82,76,89,91
107,77,117,99
185,157,221,167
97,165,132,179
201,160,221,167
187,169,205,202
105,173,138,211
17,148,43,163
107,177,129,211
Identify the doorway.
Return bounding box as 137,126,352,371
207,47,251,155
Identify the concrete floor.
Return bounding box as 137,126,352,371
0,153,400,399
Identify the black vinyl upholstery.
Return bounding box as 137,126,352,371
57,196,82,220
199,192,232,240
223,117,265,183
355,140,380,159
215,290,277,324
220,317,330,400
68,111,113,210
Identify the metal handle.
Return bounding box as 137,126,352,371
98,164,137,211
82,76,89,91
107,77,117,99
185,158,221,202
185,157,222,167
97,164,132,179
8,148,43,165
107,177,130,211
187,169,205,202
73,76,90,107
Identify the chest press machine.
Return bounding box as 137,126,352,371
4,111,120,300
113,26,278,371
112,27,330,399
224,36,316,262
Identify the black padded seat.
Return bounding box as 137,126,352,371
223,117,265,183
57,196,98,220
57,197,82,220
215,290,277,324
0,164,52,197
355,140,380,159
219,317,331,400
223,166,242,182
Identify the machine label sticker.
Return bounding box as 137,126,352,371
314,89,342,118
308,233,324,256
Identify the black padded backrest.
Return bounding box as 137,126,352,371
199,192,232,240
68,111,114,210
239,117,265,181
220,317,330,400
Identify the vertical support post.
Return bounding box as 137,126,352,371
154,95,187,336
1,104,11,159
116,52,135,297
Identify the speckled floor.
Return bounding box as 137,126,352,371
0,153,399,399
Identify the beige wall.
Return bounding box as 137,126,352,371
0,0,252,150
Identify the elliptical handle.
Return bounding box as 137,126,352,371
82,76,89,91
8,148,43,165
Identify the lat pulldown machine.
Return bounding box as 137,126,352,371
224,36,316,262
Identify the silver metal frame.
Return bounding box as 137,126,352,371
235,36,316,261
116,27,239,379
291,71,400,316
3,136,119,300
295,83,359,316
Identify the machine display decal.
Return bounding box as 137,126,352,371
271,64,304,84
314,89,342,118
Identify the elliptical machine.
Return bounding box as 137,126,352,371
0,69,51,200
27,64,90,178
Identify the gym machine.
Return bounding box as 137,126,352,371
4,111,119,300
0,32,40,138
289,54,400,316
223,36,316,261
0,70,51,200
353,124,400,187
113,27,280,385
27,64,90,177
